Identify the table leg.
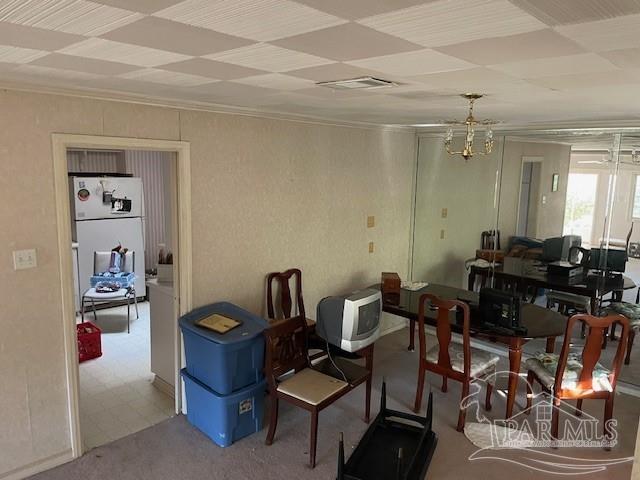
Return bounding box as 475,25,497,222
545,336,556,354
364,346,373,423
468,270,476,292
408,318,415,351
506,339,523,418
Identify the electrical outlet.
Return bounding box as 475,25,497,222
367,215,375,228
441,208,447,218
369,242,375,253
13,249,37,270
440,229,445,240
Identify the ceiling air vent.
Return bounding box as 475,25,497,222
316,76,396,90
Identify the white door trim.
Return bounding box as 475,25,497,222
51,134,192,459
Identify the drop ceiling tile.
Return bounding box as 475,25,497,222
0,0,143,36
556,14,640,51
358,0,546,47
59,38,192,67
0,22,84,50
600,48,640,69
286,62,385,82
205,43,333,73
293,0,435,20
509,0,640,26
410,67,523,91
154,0,347,42
119,68,216,86
347,49,475,77
161,58,266,80
31,52,138,75
186,80,280,100
0,45,47,63
436,29,584,65
92,0,184,14
14,63,103,80
489,53,619,79
294,86,384,99
102,17,253,56
272,23,422,61
528,70,640,90
233,73,315,90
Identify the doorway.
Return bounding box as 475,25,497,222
516,157,542,237
52,135,192,459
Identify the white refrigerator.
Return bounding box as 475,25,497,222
70,176,146,297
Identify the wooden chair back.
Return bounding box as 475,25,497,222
418,293,471,378
266,268,306,321
555,314,629,396
264,316,310,390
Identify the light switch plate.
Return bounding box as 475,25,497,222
367,215,375,228
13,249,37,270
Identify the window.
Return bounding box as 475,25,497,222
563,173,598,246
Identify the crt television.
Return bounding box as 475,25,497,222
316,288,382,352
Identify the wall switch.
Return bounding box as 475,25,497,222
367,215,375,228
441,208,447,218
13,249,37,270
440,229,445,239
368,242,375,253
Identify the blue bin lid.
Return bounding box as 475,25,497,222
179,301,267,345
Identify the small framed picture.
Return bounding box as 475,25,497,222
551,173,559,192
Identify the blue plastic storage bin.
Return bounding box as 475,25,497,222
90,272,136,288
181,369,265,447
179,302,267,395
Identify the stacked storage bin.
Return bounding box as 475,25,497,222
179,302,268,447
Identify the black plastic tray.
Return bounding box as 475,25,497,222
337,383,437,480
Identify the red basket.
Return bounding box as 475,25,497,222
77,322,102,363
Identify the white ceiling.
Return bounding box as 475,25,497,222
0,0,640,126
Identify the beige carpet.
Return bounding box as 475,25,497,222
30,328,640,480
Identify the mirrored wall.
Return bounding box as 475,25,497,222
411,128,640,386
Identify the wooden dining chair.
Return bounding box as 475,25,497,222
524,313,629,443
264,315,372,468
413,293,499,432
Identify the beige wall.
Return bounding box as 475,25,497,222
412,136,503,287
0,90,416,478
498,140,572,243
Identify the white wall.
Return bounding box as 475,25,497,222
0,89,416,478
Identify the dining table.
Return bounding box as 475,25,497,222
381,283,567,419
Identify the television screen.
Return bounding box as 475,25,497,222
357,299,381,336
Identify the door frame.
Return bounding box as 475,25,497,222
51,134,192,459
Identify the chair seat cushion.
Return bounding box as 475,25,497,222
277,368,348,405
425,343,500,378
83,288,128,299
525,351,612,392
608,302,640,327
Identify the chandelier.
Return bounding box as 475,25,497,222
444,93,497,160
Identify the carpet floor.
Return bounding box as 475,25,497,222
31,328,640,480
